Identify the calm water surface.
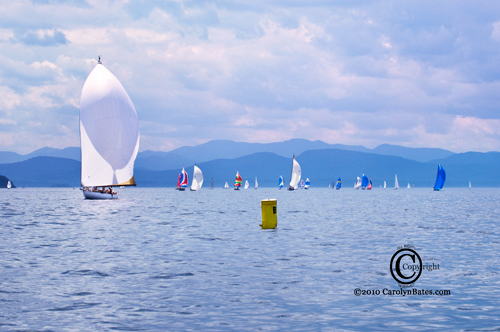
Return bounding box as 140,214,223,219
1,188,499,331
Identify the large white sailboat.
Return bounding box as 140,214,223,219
190,164,203,191
287,155,302,191
80,58,140,199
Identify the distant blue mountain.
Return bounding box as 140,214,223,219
0,157,80,187
372,144,455,163
0,139,457,169
0,147,497,188
0,175,15,188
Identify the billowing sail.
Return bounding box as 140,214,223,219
234,171,242,189
361,174,369,189
278,176,284,188
367,178,372,190
180,168,188,189
190,165,203,191
80,63,140,187
355,177,361,189
288,156,301,190
433,164,446,191
336,177,341,189
304,178,310,189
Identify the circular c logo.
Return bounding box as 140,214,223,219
390,249,422,284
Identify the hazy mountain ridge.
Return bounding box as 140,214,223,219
0,139,458,168
0,149,495,188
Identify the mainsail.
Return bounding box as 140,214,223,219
80,62,140,187
255,177,258,189
190,164,203,191
288,155,301,190
433,164,446,191
394,174,399,189
244,180,249,189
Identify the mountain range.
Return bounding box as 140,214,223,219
0,139,497,188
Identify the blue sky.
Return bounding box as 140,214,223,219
1,0,500,153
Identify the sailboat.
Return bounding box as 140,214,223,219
367,178,372,190
6,181,11,189
304,178,310,189
80,58,140,200
361,174,369,189
287,155,301,191
394,175,399,190
300,179,305,189
244,180,249,189
177,168,188,191
255,177,258,189
211,178,214,189
336,177,341,190
234,171,242,190
469,181,471,189
433,164,446,191
190,164,203,191
407,183,410,189
355,177,361,189
278,176,284,189
384,181,386,189
224,181,229,189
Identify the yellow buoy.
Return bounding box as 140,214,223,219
261,199,277,229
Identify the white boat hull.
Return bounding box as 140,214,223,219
83,190,118,200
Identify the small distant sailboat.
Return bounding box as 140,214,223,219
407,183,410,189
304,178,310,189
234,171,242,190
211,178,214,189
224,181,229,189
255,177,258,189
300,179,305,189
287,155,301,191
384,181,386,189
367,178,372,190
278,176,284,189
190,164,203,191
394,174,399,189
433,164,446,191
361,174,369,189
177,167,188,191
80,58,140,199
355,177,361,189
6,181,11,189
244,180,249,189
336,177,341,190
469,181,471,189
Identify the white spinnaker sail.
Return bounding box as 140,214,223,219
289,156,302,189
190,165,204,190
244,180,249,189
80,64,140,187
6,181,11,189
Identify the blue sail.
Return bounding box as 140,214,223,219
433,164,446,190
361,174,369,188
278,176,284,188
336,177,341,189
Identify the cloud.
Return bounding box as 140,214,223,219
1,0,500,154
17,29,68,46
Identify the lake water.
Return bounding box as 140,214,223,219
1,187,499,331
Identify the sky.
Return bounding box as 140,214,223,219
1,0,500,154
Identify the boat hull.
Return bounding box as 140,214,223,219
83,190,118,200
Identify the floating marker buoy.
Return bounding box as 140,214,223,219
261,199,277,229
